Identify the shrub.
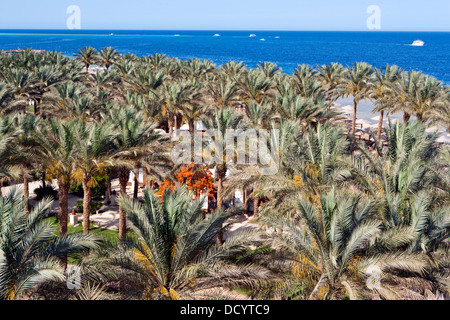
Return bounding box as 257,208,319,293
34,184,58,201
70,174,108,199
75,200,103,214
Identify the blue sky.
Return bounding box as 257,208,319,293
1,0,449,31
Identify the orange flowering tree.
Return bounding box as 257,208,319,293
158,163,215,199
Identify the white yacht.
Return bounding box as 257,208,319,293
249,34,256,37
213,34,221,37
411,40,424,46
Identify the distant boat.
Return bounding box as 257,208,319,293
213,34,221,37
174,34,180,37
110,33,114,36
260,38,266,41
275,36,280,39
411,40,424,46
249,34,256,37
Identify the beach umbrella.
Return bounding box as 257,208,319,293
437,136,450,144
426,126,445,133
341,105,354,113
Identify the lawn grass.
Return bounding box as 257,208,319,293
46,216,119,241
46,216,120,264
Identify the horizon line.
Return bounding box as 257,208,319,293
0,28,449,33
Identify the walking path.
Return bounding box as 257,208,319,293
3,179,260,237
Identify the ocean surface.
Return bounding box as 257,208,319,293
0,29,449,134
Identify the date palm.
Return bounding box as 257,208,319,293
0,115,22,194
239,69,275,104
106,105,169,240
206,74,240,109
34,118,78,236
396,71,445,123
202,107,246,244
72,120,116,234
258,123,350,218
74,46,100,72
113,186,267,300
370,64,403,139
262,188,428,300
0,189,99,300
97,47,120,71
349,120,446,228
317,62,346,104
341,62,375,135
159,80,195,138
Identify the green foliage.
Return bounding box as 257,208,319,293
70,174,108,199
33,184,58,201
75,200,102,214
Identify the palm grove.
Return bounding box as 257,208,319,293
0,47,448,300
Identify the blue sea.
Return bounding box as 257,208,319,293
0,29,449,128
0,30,449,83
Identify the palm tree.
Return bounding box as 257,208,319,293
72,120,116,234
262,188,429,300
370,64,403,139
258,123,350,218
349,120,445,228
106,105,168,240
159,80,195,138
396,71,445,123
97,47,120,71
206,75,240,109
341,62,375,135
113,186,267,299
239,69,275,104
317,62,346,105
35,118,78,236
74,46,100,72
15,113,41,212
0,189,99,300
0,114,22,195
202,107,245,244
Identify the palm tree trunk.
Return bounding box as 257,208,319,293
143,167,150,188
309,274,328,300
377,110,384,140
403,112,411,122
133,170,139,199
351,99,358,135
118,167,130,240
23,170,30,213
168,115,174,139
189,119,195,160
82,177,92,235
58,179,70,236
253,195,259,218
216,174,224,246
243,188,248,214
105,173,112,204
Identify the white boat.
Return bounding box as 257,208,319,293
174,34,180,37
260,38,266,41
275,36,280,39
213,34,221,37
110,33,114,36
249,34,256,37
411,40,424,46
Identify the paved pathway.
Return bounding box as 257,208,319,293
3,179,260,237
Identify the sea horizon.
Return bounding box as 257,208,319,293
1,29,448,133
